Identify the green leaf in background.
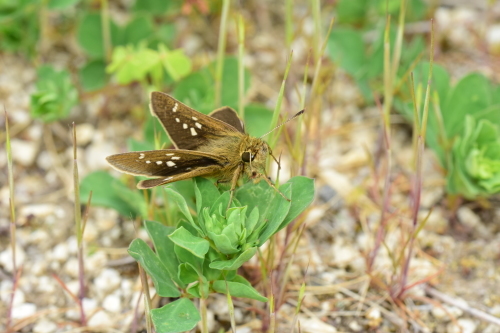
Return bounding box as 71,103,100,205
128,239,181,297
169,227,209,259
173,69,215,113
133,0,172,14
212,276,268,302
107,45,160,84
123,15,154,46
447,116,500,198
0,0,39,55
244,104,273,137
159,44,192,82
144,221,184,287
442,73,493,137
80,171,146,218
151,298,200,333
79,59,107,92
336,0,369,25
221,57,251,108
164,188,195,225
279,176,315,229
48,0,80,10
30,65,78,122
77,13,120,58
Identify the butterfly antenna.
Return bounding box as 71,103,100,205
259,109,305,139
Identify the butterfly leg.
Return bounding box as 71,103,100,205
227,164,244,210
260,174,290,202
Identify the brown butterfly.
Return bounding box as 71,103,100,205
106,92,303,203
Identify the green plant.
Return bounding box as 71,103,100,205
447,116,500,198
398,64,500,199
30,65,78,123
128,176,314,332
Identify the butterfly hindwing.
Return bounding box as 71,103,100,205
150,92,240,150
209,107,245,133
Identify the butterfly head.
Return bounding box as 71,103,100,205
240,138,270,178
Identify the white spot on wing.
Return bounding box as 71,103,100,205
165,177,173,181
171,156,181,160
195,122,202,129
139,153,145,159
173,103,178,112
175,118,180,123
167,161,176,167
156,161,162,165
190,128,197,136
183,123,188,129
166,153,174,156
192,116,198,121
146,161,151,164
186,167,192,171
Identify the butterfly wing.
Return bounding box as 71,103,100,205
209,107,245,133
150,91,240,150
106,149,228,189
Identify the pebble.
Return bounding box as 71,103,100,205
348,320,362,332
296,315,337,333
0,280,14,304
10,139,38,167
63,258,80,278
366,307,382,327
51,243,69,262
94,268,121,294
75,123,95,146
484,324,500,333
36,276,56,294
88,310,112,327
432,304,463,321
0,244,26,272
66,297,97,321
33,319,58,333
83,222,98,242
103,293,122,313
86,251,107,275
11,303,37,319
447,318,477,333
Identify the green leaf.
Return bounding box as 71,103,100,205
209,247,257,271
328,28,366,79
169,227,209,259
128,239,180,297
133,0,173,14
48,0,80,10
159,44,192,81
178,262,201,284
106,45,161,84
194,177,221,215
79,60,107,92
164,188,195,225
30,65,78,123
221,57,251,108
80,171,146,218
280,176,315,229
336,0,369,24
77,13,120,58
257,184,292,245
212,277,267,302
144,221,184,287
207,232,239,255
123,15,154,46
151,298,200,333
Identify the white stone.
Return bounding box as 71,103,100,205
366,307,382,327
51,243,69,262
102,293,122,313
447,319,477,333
0,244,26,272
67,236,79,255
297,315,337,332
65,280,81,298
33,319,58,333
36,150,52,170
75,123,95,146
36,276,56,294
11,303,37,319
10,139,38,166
28,229,50,246
94,268,121,294
348,320,362,332
83,222,98,242
86,251,107,274
64,258,80,278
88,310,112,327
20,203,56,219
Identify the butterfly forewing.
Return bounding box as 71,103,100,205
150,92,240,150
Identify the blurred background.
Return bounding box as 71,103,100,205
1,0,500,332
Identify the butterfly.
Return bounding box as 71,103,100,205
106,92,303,203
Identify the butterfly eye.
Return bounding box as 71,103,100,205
241,152,251,162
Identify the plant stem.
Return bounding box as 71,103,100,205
237,14,245,120
199,297,208,333
215,0,230,107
